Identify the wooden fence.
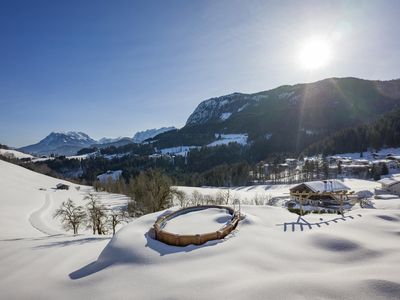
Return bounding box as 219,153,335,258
153,205,240,247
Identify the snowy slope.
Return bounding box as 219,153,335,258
207,134,248,147
0,148,34,159
0,161,399,299
0,159,130,238
160,145,198,156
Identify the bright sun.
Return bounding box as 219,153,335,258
299,38,332,70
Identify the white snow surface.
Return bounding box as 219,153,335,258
1,160,400,299
162,208,232,234
160,146,198,156
0,148,34,159
208,134,248,147
219,112,232,121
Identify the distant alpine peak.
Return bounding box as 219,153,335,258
49,131,94,141
133,127,176,143
18,131,97,156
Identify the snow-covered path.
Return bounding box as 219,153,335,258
28,193,62,236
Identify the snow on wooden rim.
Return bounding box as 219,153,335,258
153,205,241,247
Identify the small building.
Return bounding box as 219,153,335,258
341,164,370,178
56,183,69,190
285,158,298,169
376,177,400,196
290,180,352,208
372,159,398,172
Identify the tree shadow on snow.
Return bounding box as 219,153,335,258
69,260,114,280
34,236,110,249
276,214,363,232
0,234,65,242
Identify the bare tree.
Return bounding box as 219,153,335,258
190,190,204,206
53,199,86,234
133,170,175,214
174,190,187,208
84,193,107,235
108,209,129,235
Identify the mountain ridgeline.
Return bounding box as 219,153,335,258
13,77,400,187
17,77,400,158
151,77,400,154
17,127,176,156
19,132,97,156
303,108,400,156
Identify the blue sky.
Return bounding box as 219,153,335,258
1,0,400,147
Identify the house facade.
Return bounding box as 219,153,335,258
376,177,400,196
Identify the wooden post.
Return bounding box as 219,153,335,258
299,195,303,216
340,194,344,216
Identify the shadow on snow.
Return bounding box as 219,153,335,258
276,214,363,232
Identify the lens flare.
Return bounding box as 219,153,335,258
299,38,331,70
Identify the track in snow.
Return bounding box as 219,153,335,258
28,193,62,236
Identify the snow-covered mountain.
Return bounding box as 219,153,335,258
186,78,400,128
19,131,97,156
186,93,252,125
132,127,176,143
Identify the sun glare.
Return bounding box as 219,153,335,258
299,38,332,70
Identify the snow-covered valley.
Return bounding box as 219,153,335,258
1,159,400,299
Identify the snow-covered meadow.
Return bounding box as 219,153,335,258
0,159,400,299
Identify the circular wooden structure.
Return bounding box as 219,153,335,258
153,205,241,247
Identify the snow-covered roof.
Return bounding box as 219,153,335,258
372,159,393,164
342,164,369,169
378,177,400,186
291,180,350,193
387,155,400,160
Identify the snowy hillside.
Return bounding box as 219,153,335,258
0,160,130,238
1,159,399,299
0,148,34,159
207,133,248,147
133,127,176,143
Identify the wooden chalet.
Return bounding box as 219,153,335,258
289,180,354,215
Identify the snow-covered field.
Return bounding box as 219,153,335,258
1,159,400,299
160,145,199,156
0,148,34,159
207,133,248,147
